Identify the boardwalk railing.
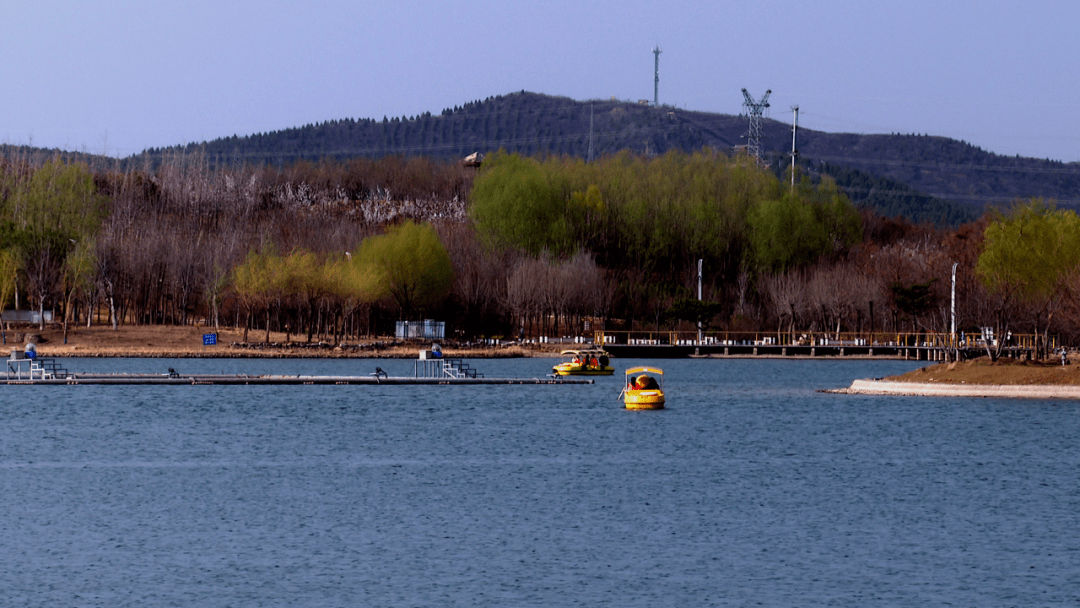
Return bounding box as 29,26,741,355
593,330,1050,350
589,330,1054,360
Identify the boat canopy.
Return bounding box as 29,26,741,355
624,366,664,376
560,349,609,356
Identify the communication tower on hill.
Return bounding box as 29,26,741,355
653,46,662,107
741,88,771,162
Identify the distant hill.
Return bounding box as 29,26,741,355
18,91,1080,226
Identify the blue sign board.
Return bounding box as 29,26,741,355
203,333,218,346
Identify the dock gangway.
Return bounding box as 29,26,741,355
6,350,70,381
414,357,484,379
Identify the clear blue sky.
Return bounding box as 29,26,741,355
3,0,1077,161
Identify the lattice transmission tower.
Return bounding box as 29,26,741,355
741,88,771,162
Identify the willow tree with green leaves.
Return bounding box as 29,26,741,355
231,248,277,343
229,247,386,344
470,149,773,273
468,151,575,256
322,251,384,341
747,175,862,273
976,199,1080,359
0,248,19,343
1,159,107,328
469,148,859,327
358,220,453,319
277,249,321,342
61,240,96,343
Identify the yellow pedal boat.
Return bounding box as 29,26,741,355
552,349,615,376
622,366,665,409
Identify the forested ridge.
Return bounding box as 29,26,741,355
123,90,1080,224
8,91,1079,226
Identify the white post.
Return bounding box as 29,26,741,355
697,259,703,347
951,262,957,336
951,262,958,360
790,105,799,193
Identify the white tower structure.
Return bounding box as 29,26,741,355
653,46,662,107
790,105,799,192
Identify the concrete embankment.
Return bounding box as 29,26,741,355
838,379,1080,399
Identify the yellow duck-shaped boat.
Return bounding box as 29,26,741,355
622,366,665,409
552,349,615,376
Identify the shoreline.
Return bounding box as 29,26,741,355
31,349,557,359
16,325,1080,398
31,343,563,359
836,378,1080,399
8,325,567,359
12,325,915,360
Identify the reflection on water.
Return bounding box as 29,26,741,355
1,357,1077,606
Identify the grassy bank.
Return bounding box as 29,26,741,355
890,356,1080,385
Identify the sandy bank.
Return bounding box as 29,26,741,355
836,378,1080,399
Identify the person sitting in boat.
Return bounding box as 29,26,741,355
431,343,443,359
588,356,599,369
572,355,582,366
634,374,659,390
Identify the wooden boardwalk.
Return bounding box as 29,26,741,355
604,343,1029,361
593,330,1047,361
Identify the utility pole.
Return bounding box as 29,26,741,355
697,258,703,355
790,105,799,193
951,262,958,336
951,262,958,361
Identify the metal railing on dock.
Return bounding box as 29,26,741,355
592,330,1052,360
6,349,70,381
414,357,484,379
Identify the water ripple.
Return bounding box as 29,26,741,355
1,357,1077,606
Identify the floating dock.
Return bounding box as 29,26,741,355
1,373,591,386
3,348,592,386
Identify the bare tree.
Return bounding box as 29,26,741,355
435,221,507,336
505,254,539,337
761,268,807,341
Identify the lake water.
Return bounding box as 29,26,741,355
1,357,1078,607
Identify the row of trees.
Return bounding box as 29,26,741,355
0,158,106,341
469,149,861,281
2,148,1079,356
229,221,452,343
0,151,471,342
468,150,1080,354
976,201,1080,358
